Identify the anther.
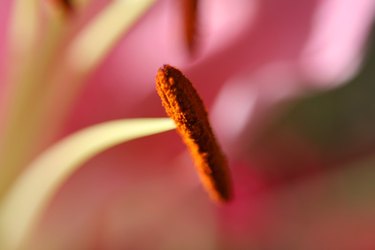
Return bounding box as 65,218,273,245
49,0,74,15
182,0,199,54
155,65,233,203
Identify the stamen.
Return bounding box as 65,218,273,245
183,0,198,53
61,0,74,13
49,0,75,15
155,65,233,202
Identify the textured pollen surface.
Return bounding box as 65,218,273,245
155,65,232,202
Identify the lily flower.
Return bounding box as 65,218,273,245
0,0,375,249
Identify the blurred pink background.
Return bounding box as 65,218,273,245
1,0,375,249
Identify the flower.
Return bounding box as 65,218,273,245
1,0,375,249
